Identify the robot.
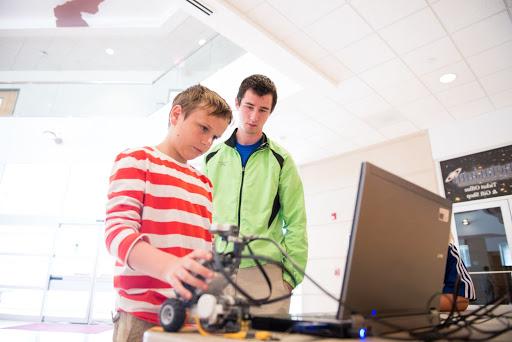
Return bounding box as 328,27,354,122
159,224,295,334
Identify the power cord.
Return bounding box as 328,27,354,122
225,235,512,341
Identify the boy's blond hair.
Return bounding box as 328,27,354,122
172,84,232,123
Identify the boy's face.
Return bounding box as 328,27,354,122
236,89,273,137
168,106,229,163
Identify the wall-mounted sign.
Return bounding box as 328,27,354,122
440,145,512,203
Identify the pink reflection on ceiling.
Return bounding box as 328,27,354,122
54,0,105,27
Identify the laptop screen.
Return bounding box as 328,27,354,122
337,162,452,320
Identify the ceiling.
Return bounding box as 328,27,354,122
1,0,512,165
0,1,217,78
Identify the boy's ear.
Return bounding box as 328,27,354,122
235,97,240,110
169,105,182,126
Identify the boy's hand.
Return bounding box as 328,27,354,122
164,249,214,300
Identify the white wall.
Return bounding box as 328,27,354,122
429,107,512,162
0,115,167,164
296,131,437,314
429,107,512,204
429,107,512,246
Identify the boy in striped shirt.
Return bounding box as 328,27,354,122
105,85,232,341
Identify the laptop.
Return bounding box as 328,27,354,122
251,162,453,337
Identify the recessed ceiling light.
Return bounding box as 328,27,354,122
105,48,115,55
439,73,456,84
198,39,206,46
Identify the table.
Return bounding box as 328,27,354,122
144,305,512,341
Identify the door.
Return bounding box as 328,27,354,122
42,224,101,323
452,200,512,305
0,224,55,321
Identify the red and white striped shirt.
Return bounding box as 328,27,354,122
105,146,213,324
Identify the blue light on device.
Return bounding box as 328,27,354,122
359,328,367,339
371,309,377,316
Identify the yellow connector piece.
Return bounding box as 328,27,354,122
194,316,274,340
254,330,273,340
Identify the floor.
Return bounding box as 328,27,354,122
0,320,113,342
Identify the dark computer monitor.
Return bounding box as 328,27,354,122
338,162,452,323
252,162,453,337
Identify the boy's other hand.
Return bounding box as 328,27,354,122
164,249,214,300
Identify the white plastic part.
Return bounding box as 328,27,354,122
197,294,218,323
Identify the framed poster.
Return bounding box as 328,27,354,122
440,145,512,203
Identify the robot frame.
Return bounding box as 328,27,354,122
158,224,297,334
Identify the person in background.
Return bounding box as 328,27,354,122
440,241,476,311
105,85,232,341
204,74,308,315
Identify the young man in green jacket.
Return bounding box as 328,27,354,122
204,74,307,314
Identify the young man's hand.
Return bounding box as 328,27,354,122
163,249,214,300
439,294,469,311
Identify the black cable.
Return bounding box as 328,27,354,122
212,236,293,306
452,295,507,327
245,237,298,290
447,275,462,323
214,234,512,340
214,252,293,306
246,242,273,303
246,236,339,302
435,274,463,330
242,236,428,336
238,254,294,305
242,236,436,336
260,235,512,341
430,296,512,341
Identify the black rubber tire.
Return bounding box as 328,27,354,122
159,298,186,332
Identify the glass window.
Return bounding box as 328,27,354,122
43,289,90,318
91,281,116,322
0,288,44,316
455,208,512,272
459,244,471,267
0,255,49,287
52,257,95,277
96,240,116,278
54,224,98,258
0,163,70,216
50,224,100,277
454,205,512,305
0,225,55,255
498,242,512,266
61,163,111,219
470,273,512,305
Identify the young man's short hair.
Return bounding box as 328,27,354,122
236,74,278,112
172,84,232,123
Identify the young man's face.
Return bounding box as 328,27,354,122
236,89,273,137
168,106,229,163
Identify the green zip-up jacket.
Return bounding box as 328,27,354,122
203,129,308,288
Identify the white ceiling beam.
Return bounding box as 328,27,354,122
177,0,337,94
